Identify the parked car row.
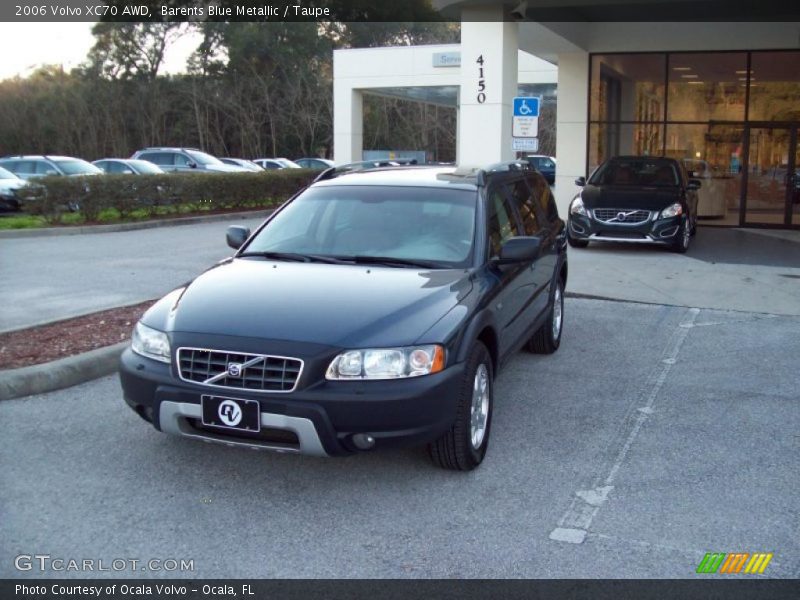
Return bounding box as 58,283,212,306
0,149,337,212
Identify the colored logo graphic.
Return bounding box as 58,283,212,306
696,552,773,574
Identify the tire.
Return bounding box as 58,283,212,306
567,233,589,248
690,213,698,236
671,217,691,253
527,278,564,354
428,342,493,471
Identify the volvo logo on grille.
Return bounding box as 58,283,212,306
218,399,242,427
617,212,627,222
227,362,243,377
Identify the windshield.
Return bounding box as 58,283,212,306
276,158,301,168
128,160,163,174
0,166,18,179
244,185,477,268
590,158,679,187
185,150,224,166
55,159,103,175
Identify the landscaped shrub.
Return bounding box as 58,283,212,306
20,170,318,224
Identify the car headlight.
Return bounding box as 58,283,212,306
659,202,684,219
570,196,587,217
326,345,445,380
131,322,171,363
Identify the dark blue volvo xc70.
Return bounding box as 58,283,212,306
120,162,568,470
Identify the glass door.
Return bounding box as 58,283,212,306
744,126,798,226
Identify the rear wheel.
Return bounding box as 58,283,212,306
527,279,564,354
428,342,493,471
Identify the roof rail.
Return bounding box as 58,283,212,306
313,158,419,183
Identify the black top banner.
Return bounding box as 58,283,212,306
2,0,800,23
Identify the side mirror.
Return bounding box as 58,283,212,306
496,236,541,264
188,161,197,169
687,178,702,190
575,176,586,187
226,225,251,250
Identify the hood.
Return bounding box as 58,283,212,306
580,184,681,210
144,259,473,348
205,163,249,173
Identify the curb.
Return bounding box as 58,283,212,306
0,341,128,401
0,208,273,239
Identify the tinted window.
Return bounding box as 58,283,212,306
526,174,558,223
507,179,542,236
128,160,162,174
139,152,173,166
186,149,224,166
52,159,102,175
174,153,193,167
487,188,521,257
590,158,679,187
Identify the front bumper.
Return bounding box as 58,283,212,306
119,347,464,457
568,209,681,245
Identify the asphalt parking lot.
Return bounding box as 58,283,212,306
2,297,797,579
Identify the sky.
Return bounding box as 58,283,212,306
0,22,201,81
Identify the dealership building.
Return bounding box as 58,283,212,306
332,0,800,229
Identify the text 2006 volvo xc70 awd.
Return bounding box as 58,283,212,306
120,162,568,470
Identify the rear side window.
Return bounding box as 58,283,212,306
139,152,173,166
526,174,559,223
487,188,521,257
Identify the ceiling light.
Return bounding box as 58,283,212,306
688,81,705,85
735,70,755,74
681,74,699,78
672,67,692,71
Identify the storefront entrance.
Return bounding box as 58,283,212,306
744,125,800,227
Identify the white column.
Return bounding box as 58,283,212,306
333,83,363,165
554,51,590,217
458,8,518,166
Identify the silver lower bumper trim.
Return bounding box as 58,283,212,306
159,400,329,457
588,234,667,245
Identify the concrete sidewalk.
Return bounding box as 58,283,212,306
567,227,800,316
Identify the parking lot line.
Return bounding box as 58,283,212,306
549,307,701,543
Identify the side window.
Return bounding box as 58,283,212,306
487,187,521,257
35,161,59,176
527,174,558,224
141,152,172,167
174,153,193,167
509,179,542,236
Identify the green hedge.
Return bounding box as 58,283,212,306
18,170,319,224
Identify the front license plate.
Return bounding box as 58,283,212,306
201,395,261,432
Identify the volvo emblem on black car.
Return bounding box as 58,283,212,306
227,363,242,377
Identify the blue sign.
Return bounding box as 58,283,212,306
513,96,540,117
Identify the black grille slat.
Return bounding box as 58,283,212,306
177,347,302,393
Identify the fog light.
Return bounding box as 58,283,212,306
352,433,376,450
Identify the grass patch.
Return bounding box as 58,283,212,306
0,214,46,229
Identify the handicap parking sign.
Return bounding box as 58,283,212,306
513,97,540,117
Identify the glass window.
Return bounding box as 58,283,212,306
747,51,800,122
588,123,665,174
667,53,746,122
140,152,173,166
247,186,477,268
52,160,102,175
35,161,60,176
591,54,666,122
666,124,743,225
487,188,521,257
589,157,679,187
186,149,224,166
507,180,541,236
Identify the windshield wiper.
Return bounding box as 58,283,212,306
343,255,443,269
238,251,347,264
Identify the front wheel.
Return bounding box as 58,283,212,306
671,217,691,253
527,279,564,354
428,342,493,471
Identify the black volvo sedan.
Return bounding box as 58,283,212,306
120,163,568,471
567,156,700,253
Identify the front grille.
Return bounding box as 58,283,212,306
177,347,302,393
593,208,651,224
